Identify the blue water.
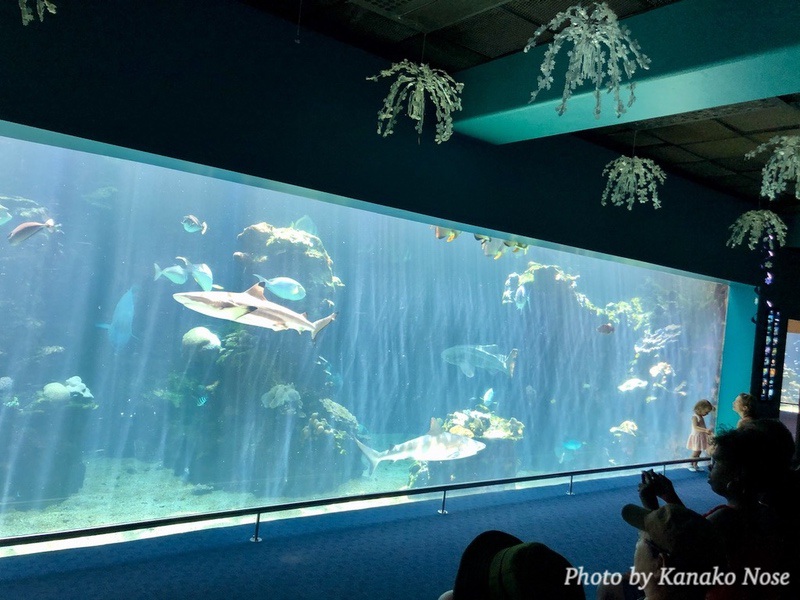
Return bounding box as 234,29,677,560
0,133,728,537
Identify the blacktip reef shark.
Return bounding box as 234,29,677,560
173,283,336,340
441,344,518,378
354,418,486,475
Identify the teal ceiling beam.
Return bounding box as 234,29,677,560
453,0,800,144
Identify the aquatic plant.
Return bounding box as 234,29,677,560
746,135,800,200
367,59,464,144
216,329,256,367
603,298,649,331
153,372,203,409
601,155,666,210
726,209,787,251
19,0,56,25
524,2,650,118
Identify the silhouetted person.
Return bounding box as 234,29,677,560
619,503,727,600
439,530,586,600
635,427,790,599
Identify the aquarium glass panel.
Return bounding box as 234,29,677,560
781,322,800,403
780,319,800,435
0,126,729,540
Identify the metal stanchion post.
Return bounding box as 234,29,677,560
250,512,262,542
438,490,448,515
566,475,575,496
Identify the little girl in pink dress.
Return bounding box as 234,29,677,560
686,399,714,471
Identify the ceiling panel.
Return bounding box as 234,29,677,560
606,130,663,147
720,102,800,133
402,0,513,31
244,0,800,208
677,161,737,178
683,137,759,160
437,7,537,59
330,6,421,43
643,145,705,163
650,121,738,145
750,128,800,143
715,156,764,172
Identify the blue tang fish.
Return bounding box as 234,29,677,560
181,215,207,235
480,388,496,409
291,215,318,237
556,439,584,464
176,256,214,291
253,275,306,301
154,263,189,285
97,286,137,351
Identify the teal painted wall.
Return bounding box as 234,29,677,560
717,282,758,431
0,0,758,284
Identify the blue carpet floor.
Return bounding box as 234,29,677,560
0,470,716,600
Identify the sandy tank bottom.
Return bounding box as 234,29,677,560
0,449,416,556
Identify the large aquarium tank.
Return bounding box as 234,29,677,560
0,123,729,541
779,320,799,438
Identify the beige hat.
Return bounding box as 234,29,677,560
622,503,726,574
452,530,586,599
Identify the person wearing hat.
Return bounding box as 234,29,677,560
437,530,586,600
620,503,727,600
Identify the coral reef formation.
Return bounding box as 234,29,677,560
261,383,302,412
445,409,525,441
129,223,354,499
65,376,94,399
0,375,96,507
234,221,343,320
40,381,70,403
181,327,221,353
181,326,223,380
30,376,96,410
165,383,363,498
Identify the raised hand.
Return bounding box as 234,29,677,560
638,469,684,508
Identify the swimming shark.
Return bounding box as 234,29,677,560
354,418,486,475
173,283,336,340
97,286,137,351
441,344,518,378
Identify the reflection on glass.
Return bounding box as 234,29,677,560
0,130,728,539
